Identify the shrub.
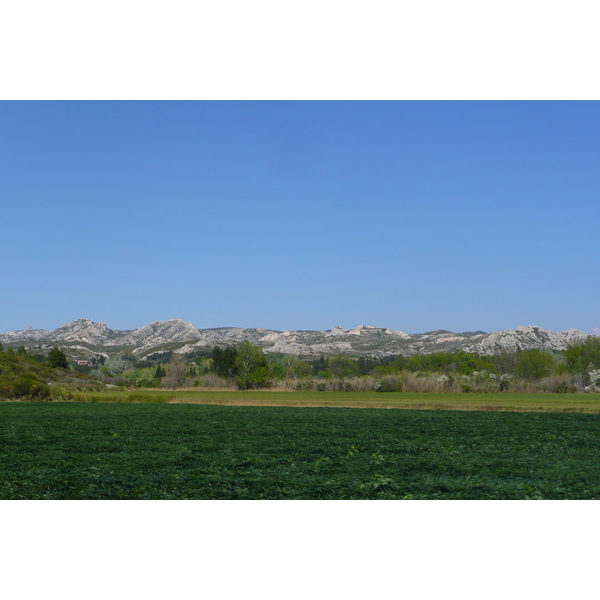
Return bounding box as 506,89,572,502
379,375,405,392
534,375,577,394
1,373,51,400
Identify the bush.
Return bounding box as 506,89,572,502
379,375,405,392
534,375,577,394
0,373,51,400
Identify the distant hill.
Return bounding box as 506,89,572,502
0,319,591,361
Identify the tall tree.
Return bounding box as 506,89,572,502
212,346,238,378
235,341,268,390
514,349,554,381
47,347,69,369
162,353,188,389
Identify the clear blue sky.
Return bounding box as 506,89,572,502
1,101,599,334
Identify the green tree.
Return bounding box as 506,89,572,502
514,349,555,381
328,356,359,379
192,357,214,374
311,356,329,376
235,341,268,390
268,362,287,380
47,347,69,369
212,346,238,378
356,355,377,375
250,366,270,387
490,352,518,376
563,336,600,374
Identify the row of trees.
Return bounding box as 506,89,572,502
150,336,600,390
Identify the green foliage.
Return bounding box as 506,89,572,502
212,346,238,378
235,341,269,390
356,355,377,376
6,373,51,400
310,356,329,376
268,354,311,379
47,347,69,369
372,351,497,377
0,347,102,400
328,356,360,379
268,363,287,380
563,336,600,374
191,357,213,374
514,350,555,382
250,366,270,386
122,367,161,388
187,349,213,362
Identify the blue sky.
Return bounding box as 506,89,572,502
1,101,599,334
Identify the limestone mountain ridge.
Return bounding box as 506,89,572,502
0,319,591,361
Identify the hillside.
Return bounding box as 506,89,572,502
0,319,591,361
0,348,104,400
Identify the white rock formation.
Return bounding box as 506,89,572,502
467,325,588,355
0,319,592,360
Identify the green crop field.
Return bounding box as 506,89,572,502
2,402,600,499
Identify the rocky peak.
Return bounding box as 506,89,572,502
325,326,348,337
48,319,117,345
120,320,202,345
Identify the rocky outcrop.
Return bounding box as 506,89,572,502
119,320,201,346
46,319,127,345
466,325,588,355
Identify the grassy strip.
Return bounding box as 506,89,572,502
77,389,600,413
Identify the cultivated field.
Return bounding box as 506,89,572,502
2,402,600,499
